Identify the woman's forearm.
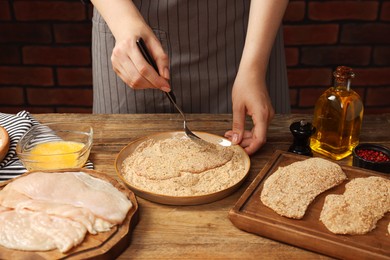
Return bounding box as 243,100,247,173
89,0,170,90
90,0,147,41
240,0,289,75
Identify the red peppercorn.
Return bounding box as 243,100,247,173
356,149,390,163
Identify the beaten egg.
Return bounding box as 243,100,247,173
27,141,86,170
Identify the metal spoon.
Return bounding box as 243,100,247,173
136,38,219,146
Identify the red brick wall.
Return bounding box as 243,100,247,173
0,0,93,113
0,0,389,114
285,0,390,114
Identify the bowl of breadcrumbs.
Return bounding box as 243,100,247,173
115,131,250,205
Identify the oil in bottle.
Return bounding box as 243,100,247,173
310,66,364,160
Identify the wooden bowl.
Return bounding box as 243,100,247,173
0,126,10,162
115,131,251,205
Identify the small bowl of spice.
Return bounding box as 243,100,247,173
352,143,390,173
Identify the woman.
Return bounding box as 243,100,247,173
89,0,290,155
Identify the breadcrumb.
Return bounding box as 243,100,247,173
260,157,347,219
320,176,390,235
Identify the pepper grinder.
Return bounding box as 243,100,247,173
288,120,316,156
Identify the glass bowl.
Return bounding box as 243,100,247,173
16,123,93,171
352,143,390,174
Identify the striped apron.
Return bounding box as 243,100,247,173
91,0,290,114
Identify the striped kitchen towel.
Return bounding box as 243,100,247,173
0,111,93,181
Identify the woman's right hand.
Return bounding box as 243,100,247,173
91,0,170,92
111,30,171,92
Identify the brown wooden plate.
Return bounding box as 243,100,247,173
0,168,139,260
229,150,390,260
115,131,250,205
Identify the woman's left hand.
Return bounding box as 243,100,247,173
224,70,274,155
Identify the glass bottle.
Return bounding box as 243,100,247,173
310,66,364,160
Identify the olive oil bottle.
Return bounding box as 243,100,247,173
310,66,364,160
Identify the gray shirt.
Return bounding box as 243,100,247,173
91,0,290,114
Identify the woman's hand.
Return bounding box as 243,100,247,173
111,30,170,91
224,0,287,155
224,70,274,155
91,0,170,92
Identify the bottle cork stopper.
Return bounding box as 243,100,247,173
333,66,355,83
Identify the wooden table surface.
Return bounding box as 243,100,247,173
33,113,390,259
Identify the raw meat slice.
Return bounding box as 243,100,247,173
0,184,31,207
0,171,133,253
0,209,87,253
260,157,347,219
4,171,132,224
16,200,113,234
320,176,390,234
0,205,10,213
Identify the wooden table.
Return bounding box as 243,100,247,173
33,113,390,259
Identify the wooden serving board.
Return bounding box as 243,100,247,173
229,150,390,260
0,169,139,260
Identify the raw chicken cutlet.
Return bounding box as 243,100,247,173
320,176,390,235
0,209,87,253
0,171,132,253
0,171,131,224
260,157,347,219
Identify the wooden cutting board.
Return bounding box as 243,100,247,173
0,169,139,259
229,150,390,260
